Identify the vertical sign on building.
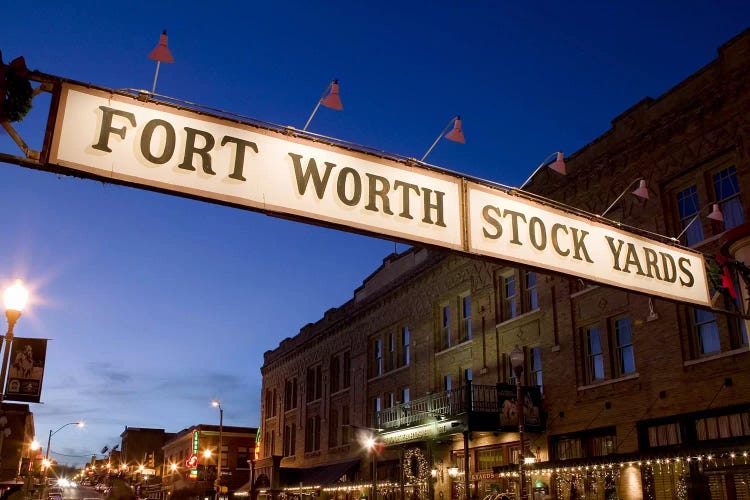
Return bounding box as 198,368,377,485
191,430,199,478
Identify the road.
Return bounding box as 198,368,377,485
61,486,102,500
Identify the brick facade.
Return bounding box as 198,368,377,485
258,28,750,500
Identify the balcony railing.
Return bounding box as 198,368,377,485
376,384,498,430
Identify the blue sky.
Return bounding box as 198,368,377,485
1,1,749,466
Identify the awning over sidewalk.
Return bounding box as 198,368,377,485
280,459,360,488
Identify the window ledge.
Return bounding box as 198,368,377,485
435,339,473,357
495,308,541,329
577,372,639,391
569,285,601,299
684,346,749,367
368,364,409,383
330,387,351,397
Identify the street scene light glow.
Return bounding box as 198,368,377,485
3,279,28,312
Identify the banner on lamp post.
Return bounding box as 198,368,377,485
497,383,544,433
4,337,47,403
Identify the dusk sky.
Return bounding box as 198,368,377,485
1,1,749,467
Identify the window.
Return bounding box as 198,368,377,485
647,423,682,447
503,274,518,320
477,447,507,471
330,356,340,393
388,332,396,371
695,410,750,440
284,378,297,411
306,366,322,403
677,185,703,246
440,304,451,350
401,387,410,405
460,294,472,341
614,317,635,376
551,428,616,460
463,367,472,384
444,374,452,392
671,162,744,245
371,397,382,428
530,346,543,391
374,339,383,376
524,271,539,310
694,308,720,355
342,406,351,444
328,407,339,447
584,326,605,383
238,446,250,468
499,269,541,322
343,351,351,388
265,389,277,418
402,327,410,366
304,415,321,453
713,166,744,230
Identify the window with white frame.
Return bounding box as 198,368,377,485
530,346,543,391
584,325,605,384
460,294,472,341
713,166,744,230
524,271,539,310
402,326,410,366
614,316,635,376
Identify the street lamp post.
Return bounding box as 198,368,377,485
509,346,527,500
43,422,83,494
211,400,224,500
365,437,377,500
0,280,29,402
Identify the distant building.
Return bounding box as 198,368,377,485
0,403,35,483
161,424,257,499
257,28,750,500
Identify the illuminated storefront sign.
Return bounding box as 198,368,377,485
189,430,199,478
49,83,710,306
380,420,462,445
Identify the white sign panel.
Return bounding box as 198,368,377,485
50,84,464,250
467,183,710,306
48,82,711,306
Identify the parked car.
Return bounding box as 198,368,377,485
47,487,63,500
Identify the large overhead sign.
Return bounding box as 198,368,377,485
48,82,710,306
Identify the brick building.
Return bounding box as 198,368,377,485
161,424,256,499
257,28,750,500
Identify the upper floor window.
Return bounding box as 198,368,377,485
401,387,410,405
330,356,340,393
306,365,322,403
551,428,616,460
677,185,703,246
524,271,538,310
503,274,518,320
614,317,636,376
343,351,351,388
498,269,540,322
304,415,321,453
440,304,451,350
284,378,297,411
265,388,277,418
373,339,383,376
460,294,472,341
713,166,744,230
402,326,410,366
671,161,744,245
694,308,721,355
584,325,605,384
530,346,543,391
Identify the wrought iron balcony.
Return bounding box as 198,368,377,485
375,384,498,430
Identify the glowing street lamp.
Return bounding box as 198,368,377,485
0,280,29,402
